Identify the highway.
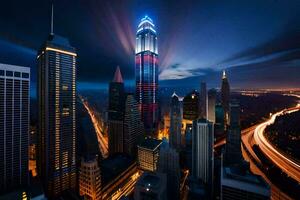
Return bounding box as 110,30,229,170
79,95,109,158
253,106,300,183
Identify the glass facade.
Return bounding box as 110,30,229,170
37,34,77,198
135,16,159,133
0,64,30,192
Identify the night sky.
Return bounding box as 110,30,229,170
0,0,299,91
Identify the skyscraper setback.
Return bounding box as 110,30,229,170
135,16,159,134
0,64,30,192
37,9,77,197
108,66,125,155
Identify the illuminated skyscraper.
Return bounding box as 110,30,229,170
199,82,207,119
135,16,159,134
37,6,77,197
221,70,230,127
0,64,30,192
169,92,182,149
79,157,101,200
108,66,125,155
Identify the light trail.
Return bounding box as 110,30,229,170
253,106,300,183
111,171,142,200
79,95,109,158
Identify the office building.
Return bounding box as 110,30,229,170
79,157,101,200
207,89,216,123
183,90,199,120
0,64,30,192
135,16,159,134
137,137,162,171
221,70,230,127
199,82,207,119
158,141,180,200
221,165,270,200
169,92,182,149
225,101,243,165
37,8,77,197
134,172,167,200
123,94,144,158
192,119,214,185
108,66,125,155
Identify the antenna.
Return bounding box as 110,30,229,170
50,4,54,35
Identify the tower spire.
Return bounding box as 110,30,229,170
50,4,54,35
222,70,226,79
113,66,123,83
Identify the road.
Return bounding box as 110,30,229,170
253,106,300,183
111,171,142,200
79,95,109,158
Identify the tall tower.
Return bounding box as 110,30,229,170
0,64,30,192
135,16,159,135
123,94,144,158
221,70,230,127
37,6,77,197
108,66,125,155
169,92,182,150
199,82,207,119
225,101,243,165
192,119,214,186
207,89,216,123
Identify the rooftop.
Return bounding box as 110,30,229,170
138,137,162,151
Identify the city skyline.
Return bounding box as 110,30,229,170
0,1,300,199
0,0,299,91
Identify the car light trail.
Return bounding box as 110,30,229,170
79,95,109,158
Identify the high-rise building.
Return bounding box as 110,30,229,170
158,141,180,200
108,66,125,155
215,103,225,132
199,82,207,119
192,119,214,186
0,64,30,192
37,7,77,197
207,89,216,123
123,94,144,158
183,90,199,120
134,172,167,200
135,16,159,134
79,156,101,200
225,101,243,165
137,137,162,172
221,164,270,200
169,92,182,149
221,70,230,127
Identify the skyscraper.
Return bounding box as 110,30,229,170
79,156,101,200
225,101,243,165
207,89,216,123
221,70,230,127
0,64,30,192
135,16,159,135
123,94,144,158
192,119,214,186
158,141,180,200
137,137,162,172
169,92,182,150
183,90,199,121
108,66,125,155
199,82,207,119
37,7,77,197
